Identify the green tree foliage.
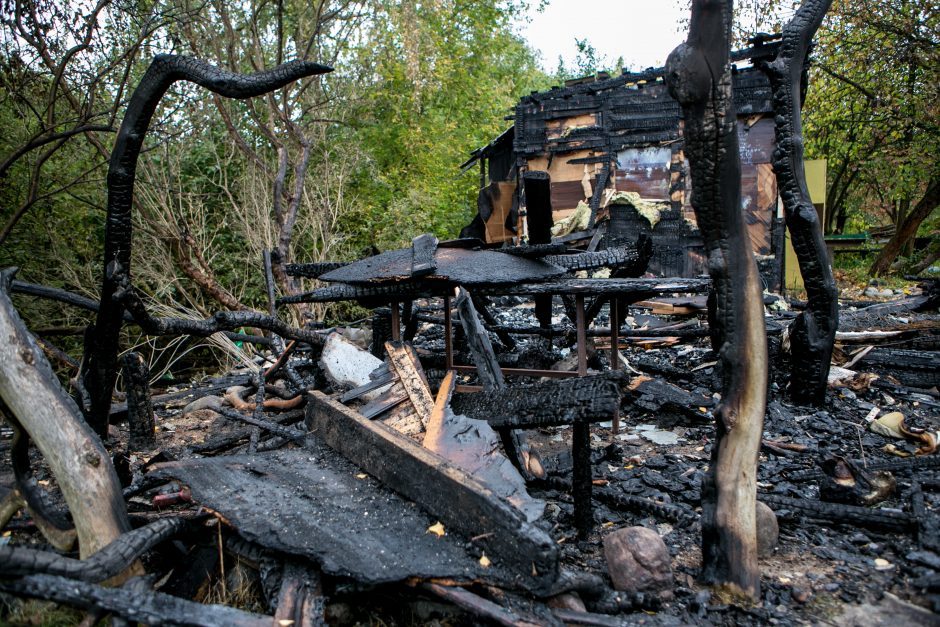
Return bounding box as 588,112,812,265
803,0,939,244
341,0,548,251
0,0,551,365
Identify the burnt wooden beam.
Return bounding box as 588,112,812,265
274,562,325,626
411,233,439,277
189,408,304,454
666,0,768,599
284,261,348,279
11,280,272,346
280,277,710,305
454,288,505,390
421,583,541,627
759,0,837,406
544,246,643,273
117,283,325,347
385,340,434,426
499,243,568,258
218,407,306,442
470,294,517,350
305,391,559,593
0,573,271,627
594,488,697,526
452,373,625,429
454,288,535,479
122,352,156,451
80,55,331,437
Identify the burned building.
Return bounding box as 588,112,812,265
462,38,786,281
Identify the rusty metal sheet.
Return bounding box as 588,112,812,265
151,449,507,585
319,247,565,286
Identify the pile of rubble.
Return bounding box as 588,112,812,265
2,236,938,625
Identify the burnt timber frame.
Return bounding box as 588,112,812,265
80,55,331,436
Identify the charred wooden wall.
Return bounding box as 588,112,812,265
472,42,784,278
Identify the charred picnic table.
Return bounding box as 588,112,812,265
279,236,710,541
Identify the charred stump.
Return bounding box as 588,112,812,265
760,0,838,406
80,55,331,436
665,0,768,599
122,352,156,451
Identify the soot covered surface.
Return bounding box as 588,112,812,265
151,447,507,586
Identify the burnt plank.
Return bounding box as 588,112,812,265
284,261,349,279
339,370,397,403
411,233,439,277
305,391,559,593
280,277,711,305
452,373,624,429
385,341,434,426
544,246,642,273
153,449,498,585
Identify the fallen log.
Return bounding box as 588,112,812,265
305,391,559,593
0,573,271,627
758,493,916,531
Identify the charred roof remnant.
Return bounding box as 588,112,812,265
80,55,332,437
461,37,786,282
666,0,768,600
759,0,838,407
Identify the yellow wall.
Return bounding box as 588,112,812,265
783,159,827,291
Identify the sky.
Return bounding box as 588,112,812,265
518,1,689,73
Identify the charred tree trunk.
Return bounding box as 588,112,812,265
665,0,768,599
80,55,330,436
761,0,838,406
0,269,134,563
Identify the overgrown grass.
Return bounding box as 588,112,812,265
0,599,94,626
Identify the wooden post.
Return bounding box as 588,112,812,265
390,301,401,341
523,171,554,332
609,298,620,434
665,0,768,599
573,295,592,538
443,295,453,370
